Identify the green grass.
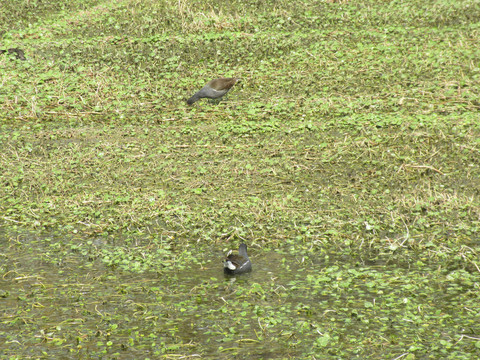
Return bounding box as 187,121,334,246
1,0,480,358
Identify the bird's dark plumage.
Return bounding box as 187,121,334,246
187,77,239,105
0,48,26,61
224,243,252,275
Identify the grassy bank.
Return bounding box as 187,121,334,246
1,0,480,358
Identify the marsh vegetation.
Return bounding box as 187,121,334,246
1,0,480,358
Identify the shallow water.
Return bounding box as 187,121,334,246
1,231,479,359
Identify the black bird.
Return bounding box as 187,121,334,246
224,243,252,275
0,48,26,61
187,77,239,105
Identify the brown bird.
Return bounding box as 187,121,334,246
187,77,239,105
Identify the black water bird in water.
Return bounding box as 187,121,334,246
224,243,252,275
